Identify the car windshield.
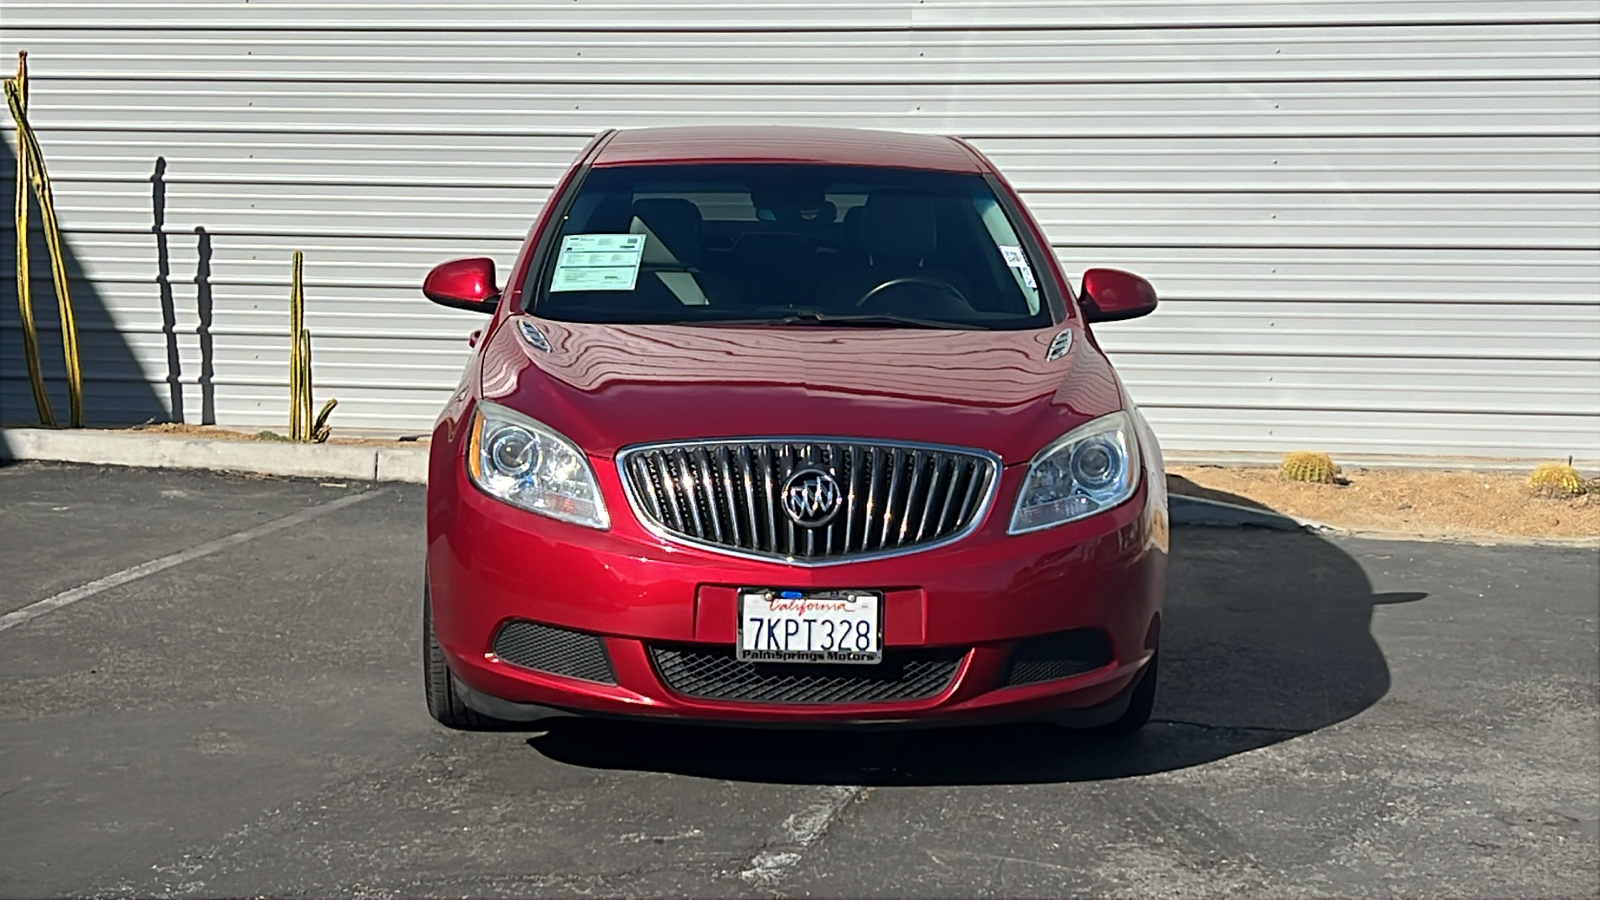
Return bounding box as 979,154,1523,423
528,164,1053,330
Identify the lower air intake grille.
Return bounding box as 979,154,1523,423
492,621,617,684
1001,629,1114,687
649,645,966,704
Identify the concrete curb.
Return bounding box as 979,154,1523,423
1169,494,1327,532
0,427,429,483
4,431,1590,549
1166,495,1600,548
5,429,1301,524
1166,451,1598,472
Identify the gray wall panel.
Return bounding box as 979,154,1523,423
2,2,1596,462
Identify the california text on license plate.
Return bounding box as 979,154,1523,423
738,589,883,664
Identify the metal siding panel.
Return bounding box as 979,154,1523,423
11,25,1599,82
910,1,1600,28
2,5,1596,461
9,2,1599,29
17,79,1600,137
30,131,1600,191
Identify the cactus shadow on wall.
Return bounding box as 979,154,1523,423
1,137,171,427
152,157,217,426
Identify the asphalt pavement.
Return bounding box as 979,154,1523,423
1,462,1596,899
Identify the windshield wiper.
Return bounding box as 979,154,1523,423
699,311,964,329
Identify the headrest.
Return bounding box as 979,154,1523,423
752,183,835,227
860,193,937,261
630,198,702,266
840,205,865,253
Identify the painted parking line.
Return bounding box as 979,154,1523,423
0,489,382,633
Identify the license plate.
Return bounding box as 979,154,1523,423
738,589,882,664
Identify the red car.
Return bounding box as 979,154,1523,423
421,126,1167,734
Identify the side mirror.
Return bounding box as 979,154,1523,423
424,257,500,313
1080,268,1157,323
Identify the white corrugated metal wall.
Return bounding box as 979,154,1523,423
3,1,1598,461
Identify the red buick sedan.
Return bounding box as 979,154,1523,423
421,126,1167,733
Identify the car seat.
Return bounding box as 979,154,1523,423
627,198,732,308
817,192,975,317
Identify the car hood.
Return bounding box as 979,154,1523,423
478,316,1125,464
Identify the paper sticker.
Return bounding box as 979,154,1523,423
999,244,1038,291
561,233,645,255
550,233,645,292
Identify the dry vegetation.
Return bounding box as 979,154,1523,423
1170,465,1600,540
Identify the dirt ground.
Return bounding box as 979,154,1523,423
29,424,1600,541
129,422,429,447
1170,465,1600,541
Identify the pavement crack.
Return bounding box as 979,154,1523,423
1151,717,1306,736
735,784,862,889
926,848,1077,874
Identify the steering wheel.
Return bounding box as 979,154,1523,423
854,275,971,309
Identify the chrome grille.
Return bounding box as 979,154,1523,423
618,439,998,563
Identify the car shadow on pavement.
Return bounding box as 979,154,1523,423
1167,473,1278,511
526,523,1426,785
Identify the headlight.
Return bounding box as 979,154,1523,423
1009,411,1139,534
466,400,609,530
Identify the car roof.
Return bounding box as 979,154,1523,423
590,126,987,174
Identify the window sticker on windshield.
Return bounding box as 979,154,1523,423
999,245,1038,291
550,233,645,292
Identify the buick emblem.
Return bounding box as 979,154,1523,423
781,468,843,527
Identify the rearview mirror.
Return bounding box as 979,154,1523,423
424,257,500,313
1080,268,1157,323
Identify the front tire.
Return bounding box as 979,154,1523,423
423,582,511,730
1097,651,1158,735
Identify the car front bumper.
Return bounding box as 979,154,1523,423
426,454,1167,727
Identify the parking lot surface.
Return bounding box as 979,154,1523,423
1,462,1596,899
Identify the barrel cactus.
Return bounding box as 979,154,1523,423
1280,451,1339,484
1527,462,1585,497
